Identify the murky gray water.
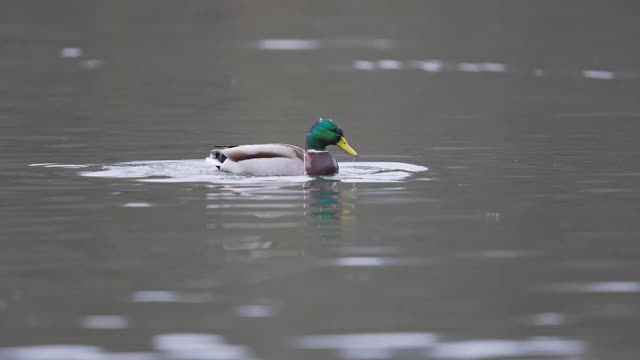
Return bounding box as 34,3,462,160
3,2,640,359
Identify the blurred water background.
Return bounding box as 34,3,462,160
2,1,640,359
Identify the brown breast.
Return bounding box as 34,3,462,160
304,151,339,176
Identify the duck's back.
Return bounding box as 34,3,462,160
209,144,305,176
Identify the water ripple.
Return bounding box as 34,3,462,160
324,257,429,267
293,332,438,350
34,160,428,184
547,281,640,294
152,333,256,360
292,333,584,360
132,290,213,304
430,337,585,359
80,315,129,330
1,345,106,360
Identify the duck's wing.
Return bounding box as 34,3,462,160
208,144,305,175
214,144,304,162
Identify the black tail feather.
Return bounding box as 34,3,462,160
210,145,235,168
215,152,227,163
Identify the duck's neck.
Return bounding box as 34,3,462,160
305,137,328,151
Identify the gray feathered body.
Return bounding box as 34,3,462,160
208,144,339,176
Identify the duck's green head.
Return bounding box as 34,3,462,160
305,118,358,156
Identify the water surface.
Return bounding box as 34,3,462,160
2,1,640,359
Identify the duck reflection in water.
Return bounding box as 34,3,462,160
206,179,356,256
304,179,356,242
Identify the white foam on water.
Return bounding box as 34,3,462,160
71,159,427,184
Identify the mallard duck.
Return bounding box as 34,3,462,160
207,118,357,176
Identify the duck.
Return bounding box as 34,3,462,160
207,118,357,176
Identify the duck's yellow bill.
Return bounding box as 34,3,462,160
337,137,358,157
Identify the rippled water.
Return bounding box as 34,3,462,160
70,159,428,183
3,1,640,360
